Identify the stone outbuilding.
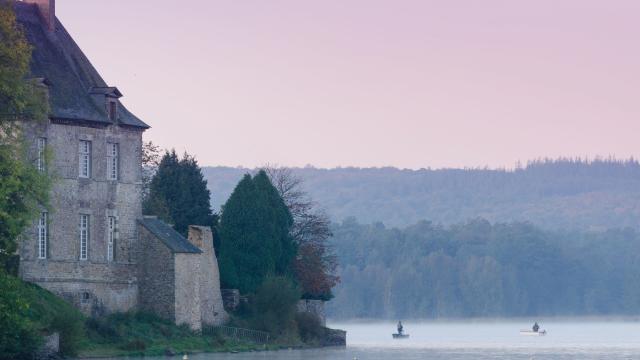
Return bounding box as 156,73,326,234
138,218,227,330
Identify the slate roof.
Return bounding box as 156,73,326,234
138,218,202,254
14,2,149,128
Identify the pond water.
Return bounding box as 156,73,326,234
99,320,640,359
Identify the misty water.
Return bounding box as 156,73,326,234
97,320,640,360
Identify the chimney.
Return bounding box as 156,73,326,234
24,0,56,31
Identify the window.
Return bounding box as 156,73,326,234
79,140,91,178
107,216,116,262
107,143,119,180
108,101,117,121
80,291,91,304
79,214,89,260
38,212,47,259
37,137,46,172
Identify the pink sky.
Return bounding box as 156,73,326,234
56,0,640,169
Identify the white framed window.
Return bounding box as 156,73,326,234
107,216,116,262
79,140,91,178
37,137,46,172
38,212,47,259
79,214,89,260
107,143,119,180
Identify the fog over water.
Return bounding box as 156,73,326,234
96,320,640,360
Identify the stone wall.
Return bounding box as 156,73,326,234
137,224,175,321
322,328,346,347
35,332,59,360
19,120,143,315
174,253,202,331
187,226,228,326
221,289,240,312
297,299,326,326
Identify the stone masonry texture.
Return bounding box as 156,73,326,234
20,120,143,316
187,226,228,326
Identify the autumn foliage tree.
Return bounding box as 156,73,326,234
265,166,338,300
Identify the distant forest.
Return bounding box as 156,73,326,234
326,218,640,319
204,159,640,319
203,158,640,231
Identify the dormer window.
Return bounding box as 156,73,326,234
108,100,117,122
89,87,122,122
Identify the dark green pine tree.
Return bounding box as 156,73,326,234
252,171,296,276
143,150,216,236
218,171,296,293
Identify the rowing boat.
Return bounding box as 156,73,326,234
519,330,546,336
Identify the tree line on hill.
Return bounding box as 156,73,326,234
202,158,640,230
326,218,640,319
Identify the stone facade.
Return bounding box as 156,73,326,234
174,252,202,330
187,226,228,326
137,222,176,320
20,117,143,316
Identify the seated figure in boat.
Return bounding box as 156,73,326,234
532,322,540,332
397,321,404,335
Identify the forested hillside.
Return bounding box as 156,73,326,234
326,218,640,319
203,158,640,230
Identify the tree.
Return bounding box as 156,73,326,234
0,272,42,359
141,140,162,201
264,166,338,300
0,0,47,132
0,1,50,269
0,147,50,268
218,171,296,293
0,3,53,356
143,150,216,236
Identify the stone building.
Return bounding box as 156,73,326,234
15,0,226,330
138,220,227,330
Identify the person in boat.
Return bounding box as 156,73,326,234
397,321,404,335
532,322,540,332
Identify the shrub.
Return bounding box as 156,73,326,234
248,276,301,338
0,272,43,359
120,338,147,351
295,312,323,344
50,307,84,356
86,316,121,341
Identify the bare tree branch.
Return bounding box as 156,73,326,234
263,164,339,299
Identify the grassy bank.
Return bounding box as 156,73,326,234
0,272,84,358
80,312,279,357
1,274,332,358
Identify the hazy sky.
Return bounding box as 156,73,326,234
56,0,639,169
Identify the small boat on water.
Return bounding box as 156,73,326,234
519,329,547,336
393,321,409,339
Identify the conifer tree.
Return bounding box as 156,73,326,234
218,171,296,293
144,150,216,236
